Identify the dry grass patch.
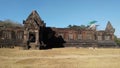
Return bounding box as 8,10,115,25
0,47,120,68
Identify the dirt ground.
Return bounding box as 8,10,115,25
0,47,120,68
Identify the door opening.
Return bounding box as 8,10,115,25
29,32,36,42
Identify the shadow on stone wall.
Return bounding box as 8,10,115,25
40,27,66,49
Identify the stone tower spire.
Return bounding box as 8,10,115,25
105,21,115,33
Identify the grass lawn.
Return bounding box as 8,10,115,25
0,47,120,68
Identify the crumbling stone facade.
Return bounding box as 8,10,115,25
0,10,116,49
23,10,46,49
22,10,116,49
0,27,24,48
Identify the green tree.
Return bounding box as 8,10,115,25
67,24,87,29
114,35,120,47
68,25,72,28
80,25,86,29
0,19,22,28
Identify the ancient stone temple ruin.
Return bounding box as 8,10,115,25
22,10,116,49
23,10,46,49
0,10,117,49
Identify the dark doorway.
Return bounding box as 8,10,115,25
29,32,36,42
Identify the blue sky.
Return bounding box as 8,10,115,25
0,0,120,37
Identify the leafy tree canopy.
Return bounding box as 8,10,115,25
0,19,22,28
114,35,120,47
67,24,88,30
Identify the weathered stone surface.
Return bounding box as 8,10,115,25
0,10,116,49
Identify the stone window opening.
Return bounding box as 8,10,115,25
87,34,92,40
97,36,102,40
105,36,111,40
78,34,82,40
16,32,23,40
68,33,73,40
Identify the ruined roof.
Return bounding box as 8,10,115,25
26,10,42,21
25,10,45,27
23,10,45,29
105,21,115,32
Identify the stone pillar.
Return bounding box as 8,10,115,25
35,30,40,49
111,35,114,41
22,30,29,50
23,31,27,42
35,30,39,44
